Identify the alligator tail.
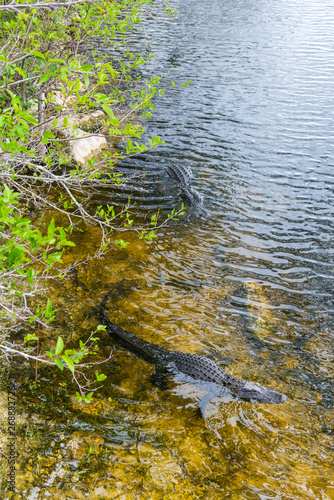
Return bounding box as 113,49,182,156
166,164,193,187
100,281,170,365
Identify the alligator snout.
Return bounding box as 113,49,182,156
239,381,287,404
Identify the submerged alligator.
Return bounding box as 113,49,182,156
100,283,287,405
166,164,209,217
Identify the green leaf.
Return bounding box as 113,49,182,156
39,73,50,84
7,246,27,264
48,58,65,64
24,334,38,342
64,349,75,356
55,336,64,355
76,392,83,402
84,392,94,403
14,67,26,78
43,130,52,140
61,354,74,373
58,227,66,239
47,218,55,237
81,64,93,72
23,114,39,126
102,104,115,118
46,254,63,266
32,50,45,60
45,299,53,317
54,358,64,371
32,50,46,64
115,239,129,248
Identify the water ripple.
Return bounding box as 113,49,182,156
89,0,334,496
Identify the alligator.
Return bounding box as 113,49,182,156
166,164,210,217
100,283,287,405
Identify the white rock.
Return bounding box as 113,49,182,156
54,115,107,166
68,128,107,166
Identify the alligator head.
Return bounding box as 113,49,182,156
239,381,287,404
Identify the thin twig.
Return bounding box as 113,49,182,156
35,322,40,383
0,0,95,12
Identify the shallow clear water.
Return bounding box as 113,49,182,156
13,0,334,498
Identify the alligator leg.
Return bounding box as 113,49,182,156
198,390,236,417
197,392,218,417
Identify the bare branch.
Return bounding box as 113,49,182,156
0,0,96,12
0,344,54,365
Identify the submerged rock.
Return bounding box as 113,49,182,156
66,430,104,460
